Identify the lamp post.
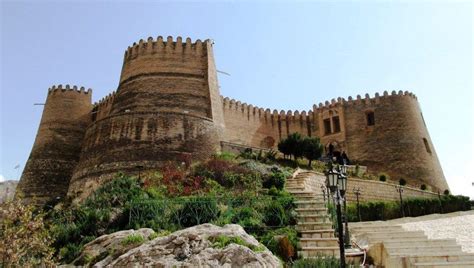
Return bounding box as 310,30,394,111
396,185,405,217
338,165,350,249
353,187,361,222
326,168,346,268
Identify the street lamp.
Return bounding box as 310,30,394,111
337,168,351,249
353,188,362,222
326,168,346,268
396,185,405,217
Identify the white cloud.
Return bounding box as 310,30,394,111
0,175,6,182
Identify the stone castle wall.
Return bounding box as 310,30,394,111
222,91,447,192
67,37,224,200
16,35,449,203
16,86,92,203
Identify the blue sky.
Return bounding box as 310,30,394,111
1,1,472,198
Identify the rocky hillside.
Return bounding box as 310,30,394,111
0,180,18,203
72,224,280,267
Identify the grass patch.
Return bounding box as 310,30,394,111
121,234,145,246
210,235,265,252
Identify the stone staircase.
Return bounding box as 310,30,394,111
350,221,474,267
285,169,340,258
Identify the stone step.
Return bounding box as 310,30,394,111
285,186,306,191
300,229,336,239
293,195,327,201
350,225,404,234
295,208,329,216
368,236,436,244
297,214,331,222
298,246,340,258
297,222,333,231
299,237,339,247
382,239,459,248
295,200,326,209
413,261,474,268
385,245,463,254
387,253,474,268
361,230,426,240
287,190,325,197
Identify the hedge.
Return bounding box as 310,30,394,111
346,195,470,222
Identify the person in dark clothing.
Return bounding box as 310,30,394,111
341,151,350,165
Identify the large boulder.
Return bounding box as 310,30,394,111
73,228,155,266
76,224,281,267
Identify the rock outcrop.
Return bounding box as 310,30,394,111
74,224,281,267
0,180,17,203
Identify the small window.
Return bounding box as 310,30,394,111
366,112,375,126
324,119,332,135
332,116,341,133
423,138,432,154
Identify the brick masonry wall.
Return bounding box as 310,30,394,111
16,86,92,204
68,37,224,200
343,91,447,192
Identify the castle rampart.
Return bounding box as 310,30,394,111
16,85,92,203
67,36,224,200
16,36,449,204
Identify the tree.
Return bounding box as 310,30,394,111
285,132,304,160
277,139,291,159
302,137,323,167
0,199,55,267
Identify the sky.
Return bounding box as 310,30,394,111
1,1,472,198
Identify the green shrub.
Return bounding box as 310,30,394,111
444,189,450,195
262,171,286,190
175,196,219,227
420,184,427,190
121,234,145,246
210,235,264,252
259,227,298,260
214,151,237,161
292,256,340,268
346,195,471,221
399,178,407,186
379,173,388,182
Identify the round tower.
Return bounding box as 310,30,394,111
16,85,92,204
68,36,224,200
343,91,448,192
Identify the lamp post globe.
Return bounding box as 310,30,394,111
326,169,339,192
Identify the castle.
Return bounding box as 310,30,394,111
16,36,448,204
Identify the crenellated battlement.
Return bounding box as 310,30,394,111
48,84,92,95
222,90,417,119
93,91,116,107
221,96,314,120
123,36,210,62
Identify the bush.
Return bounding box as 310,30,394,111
259,227,298,261
262,171,286,190
121,234,145,246
0,199,55,267
175,196,219,227
444,189,450,195
379,173,388,182
209,235,265,252
399,178,407,186
346,195,471,221
420,184,427,190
